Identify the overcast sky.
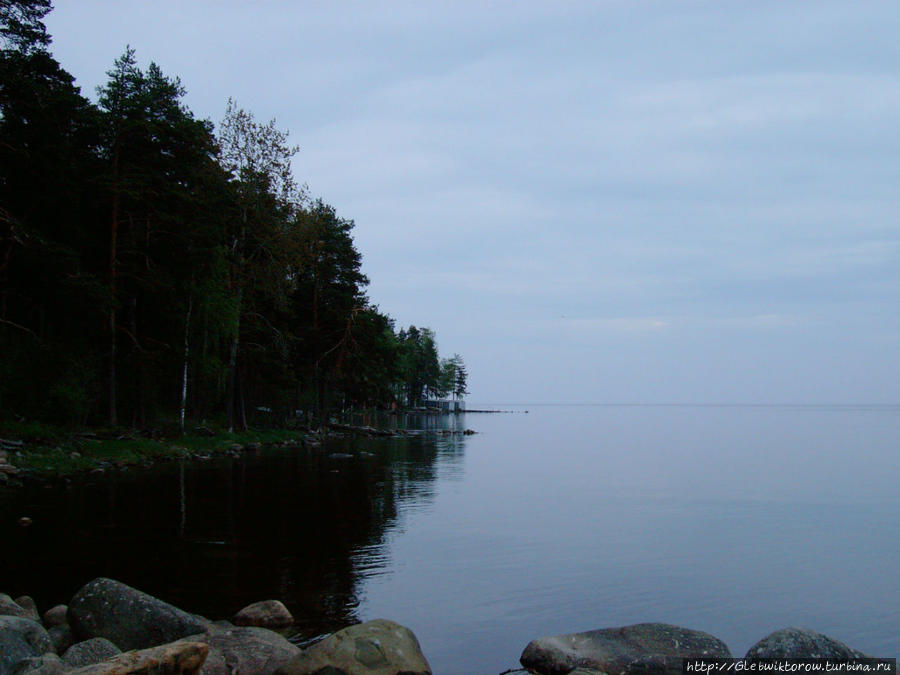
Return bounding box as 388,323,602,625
46,1,900,404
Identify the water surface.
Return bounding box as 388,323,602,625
1,405,898,673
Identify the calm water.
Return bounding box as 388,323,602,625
2,405,899,673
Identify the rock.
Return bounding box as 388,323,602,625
745,627,869,659
14,597,40,623
229,444,244,452
48,624,75,655
0,464,19,475
63,640,209,674
246,442,262,451
17,517,31,527
232,600,293,628
43,606,68,629
68,578,209,651
0,616,54,656
276,618,432,675
178,625,300,674
0,594,34,620
63,638,122,667
0,631,36,675
10,654,66,674
520,622,732,675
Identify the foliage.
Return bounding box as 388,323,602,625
0,11,468,430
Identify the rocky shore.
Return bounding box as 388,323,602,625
0,424,477,486
0,577,890,675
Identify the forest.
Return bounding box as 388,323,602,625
0,1,467,431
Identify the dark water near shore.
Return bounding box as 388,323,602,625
2,405,899,672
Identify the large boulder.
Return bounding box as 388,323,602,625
13,598,40,623
745,628,868,659
232,600,294,628
178,625,301,674
276,619,431,675
0,595,35,620
0,617,54,675
520,622,732,675
62,638,123,667
64,640,209,674
68,578,209,651
0,632,36,675
10,654,66,675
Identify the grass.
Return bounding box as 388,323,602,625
1,424,310,477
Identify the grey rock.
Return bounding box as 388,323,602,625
14,597,40,623
10,654,66,675
232,600,294,628
0,631,35,675
520,622,732,675
0,617,54,675
276,618,431,675
0,594,33,620
42,606,68,629
745,627,869,659
0,617,54,656
48,624,74,655
68,578,209,651
62,638,122,667
177,625,300,674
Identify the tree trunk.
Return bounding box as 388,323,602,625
108,143,120,427
180,293,193,435
225,285,242,433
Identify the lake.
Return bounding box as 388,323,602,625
2,404,899,673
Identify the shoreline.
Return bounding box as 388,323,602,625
0,419,476,483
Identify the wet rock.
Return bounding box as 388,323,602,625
62,638,122,667
14,597,40,623
0,464,19,475
17,517,32,527
745,627,868,659
63,640,209,674
520,622,732,675
178,625,300,674
276,618,431,675
42,606,68,629
229,444,244,452
246,442,262,451
232,600,293,629
10,653,66,674
48,624,74,655
68,578,209,651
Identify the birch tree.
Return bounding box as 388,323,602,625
217,99,301,431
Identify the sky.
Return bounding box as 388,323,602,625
45,1,900,404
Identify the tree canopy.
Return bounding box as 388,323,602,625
0,9,468,429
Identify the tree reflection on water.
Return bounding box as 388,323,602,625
0,426,467,640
